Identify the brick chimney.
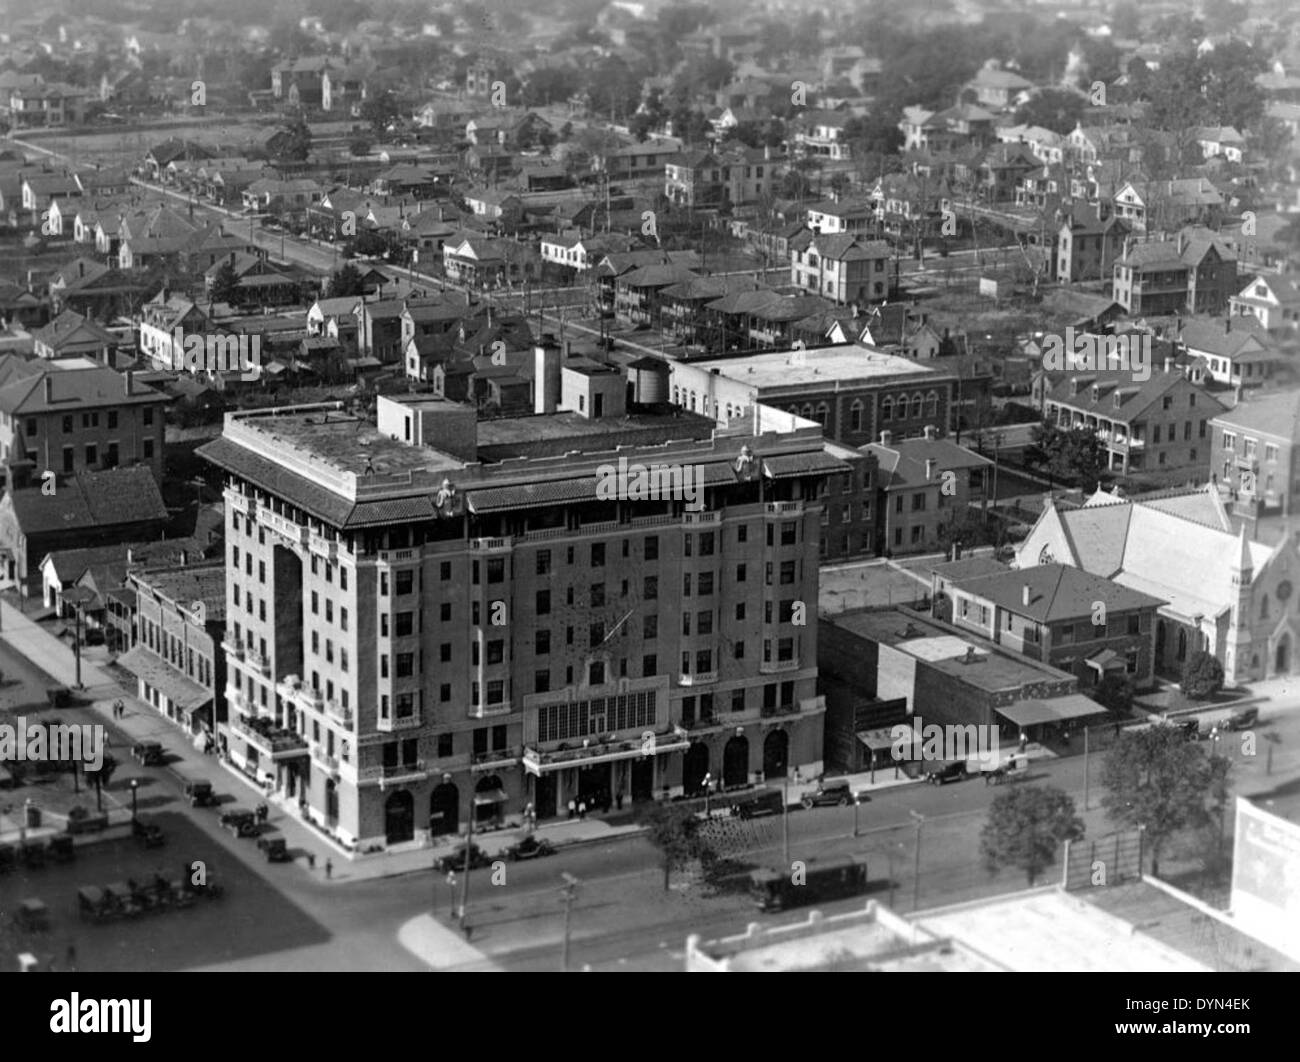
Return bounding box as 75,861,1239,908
43,375,53,403
125,369,134,394
1022,584,1031,606
925,458,936,480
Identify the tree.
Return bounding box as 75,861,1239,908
1181,650,1224,700
1014,88,1087,136
1093,672,1136,715
361,90,400,136
1026,421,1105,490
348,137,372,157
980,785,1085,886
209,261,241,305
277,118,312,163
326,263,366,298
1101,726,1228,875
640,803,708,890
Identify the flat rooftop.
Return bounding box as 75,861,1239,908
917,889,1209,972
237,409,465,477
476,409,716,447
827,608,1073,691
688,343,941,390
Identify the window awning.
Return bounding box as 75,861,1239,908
473,788,509,806
117,647,213,713
1086,648,1125,672
856,727,905,752
997,694,1105,728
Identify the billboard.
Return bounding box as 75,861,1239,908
1230,797,1300,962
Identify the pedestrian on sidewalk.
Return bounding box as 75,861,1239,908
578,799,586,820
1019,731,1028,752
567,798,576,820
615,790,624,811
325,859,333,880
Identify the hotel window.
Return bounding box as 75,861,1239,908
536,589,551,615
644,535,659,560
1222,432,1235,452
850,401,863,432
881,396,893,421
395,570,414,595
1266,444,1279,463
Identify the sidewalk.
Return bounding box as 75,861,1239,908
0,599,641,882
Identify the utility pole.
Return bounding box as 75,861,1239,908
560,872,580,971
73,603,83,689
909,810,924,912
1083,725,1090,811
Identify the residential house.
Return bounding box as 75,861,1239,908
1112,178,1224,234
963,61,1034,112
861,426,993,556
1210,391,1300,518
789,231,893,305
1178,316,1281,389
1036,361,1225,476
0,363,168,482
0,465,169,594
944,563,1162,689
1195,126,1245,164
1230,274,1300,333
794,111,854,160
1112,228,1238,316
1055,206,1131,284
31,310,119,364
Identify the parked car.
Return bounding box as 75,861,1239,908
505,836,554,861
731,790,786,819
801,778,853,809
257,834,291,863
1226,707,1259,731
219,809,258,838
131,742,165,766
926,760,970,785
434,843,491,873
179,777,215,807
132,818,166,848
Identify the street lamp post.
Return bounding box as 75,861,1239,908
446,871,456,917
702,772,712,820
72,602,83,689
458,804,474,934
853,792,861,838
129,778,139,824
782,773,790,866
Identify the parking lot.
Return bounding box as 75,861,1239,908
0,810,330,972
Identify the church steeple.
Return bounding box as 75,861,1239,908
1231,525,1253,586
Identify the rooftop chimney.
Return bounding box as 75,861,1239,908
880,429,892,446
124,369,133,394
1164,355,1174,373
925,457,936,480
43,375,53,403
1225,317,1231,334
1022,584,1031,607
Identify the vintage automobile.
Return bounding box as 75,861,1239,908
257,834,291,863
132,818,166,848
48,835,75,863
179,777,215,807
102,883,143,918
219,808,259,838
801,778,854,809
434,843,491,874
731,790,786,819
181,865,225,901
505,835,554,861
131,742,166,766
14,898,49,932
926,760,970,786
981,755,1028,786
1226,707,1259,731
78,886,114,922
